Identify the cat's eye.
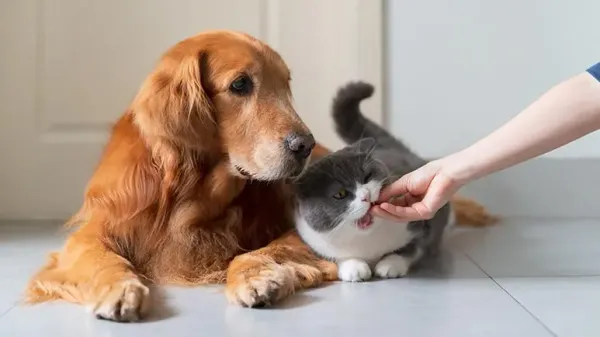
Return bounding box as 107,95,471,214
333,189,348,200
229,75,253,96
363,172,373,183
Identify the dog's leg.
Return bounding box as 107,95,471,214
225,231,336,307
25,223,150,322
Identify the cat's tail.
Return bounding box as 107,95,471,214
331,81,376,145
331,81,423,163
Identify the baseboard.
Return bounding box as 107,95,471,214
455,157,600,218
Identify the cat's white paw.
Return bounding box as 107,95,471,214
374,254,411,279
338,259,372,282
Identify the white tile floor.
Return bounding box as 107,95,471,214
0,218,598,337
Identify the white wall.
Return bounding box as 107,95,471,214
386,0,600,160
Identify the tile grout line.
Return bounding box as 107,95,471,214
462,252,559,337
493,274,600,280
0,302,17,321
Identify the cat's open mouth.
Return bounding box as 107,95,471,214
357,213,373,230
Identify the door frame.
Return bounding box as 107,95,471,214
259,0,385,150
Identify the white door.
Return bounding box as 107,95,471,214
0,0,383,220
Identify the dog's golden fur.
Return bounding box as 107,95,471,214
25,30,495,322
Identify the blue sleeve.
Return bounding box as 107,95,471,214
587,62,600,81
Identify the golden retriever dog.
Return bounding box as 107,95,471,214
25,30,496,322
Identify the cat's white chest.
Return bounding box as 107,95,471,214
296,216,414,264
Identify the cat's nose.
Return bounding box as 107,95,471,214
361,195,371,202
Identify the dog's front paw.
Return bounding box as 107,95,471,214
338,259,372,282
374,254,410,279
226,261,294,308
91,280,150,322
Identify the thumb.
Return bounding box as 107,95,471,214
417,173,457,213
378,174,411,202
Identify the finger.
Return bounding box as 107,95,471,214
404,193,422,206
409,201,436,220
371,205,420,222
378,175,410,202
416,182,451,216
379,202,424,221
388,194,421,207
388,195,409,207
370,206,405,222
382,200,439,221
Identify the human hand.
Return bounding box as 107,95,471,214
370,159,466,222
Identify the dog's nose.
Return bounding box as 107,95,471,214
285,133,315,159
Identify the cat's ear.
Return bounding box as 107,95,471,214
347,137,377,154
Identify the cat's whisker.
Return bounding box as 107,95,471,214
371,158,393,182
365,143,377,158
325,213,349,240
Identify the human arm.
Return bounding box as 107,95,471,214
372,63,600,221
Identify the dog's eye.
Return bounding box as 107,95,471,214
363,172,373,183
229,75,253,95
333,189,348,200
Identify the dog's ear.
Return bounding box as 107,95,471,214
132,50,216,149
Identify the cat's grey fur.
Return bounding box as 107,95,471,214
294,82,454,282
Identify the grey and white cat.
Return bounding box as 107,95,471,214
294,82,455,282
